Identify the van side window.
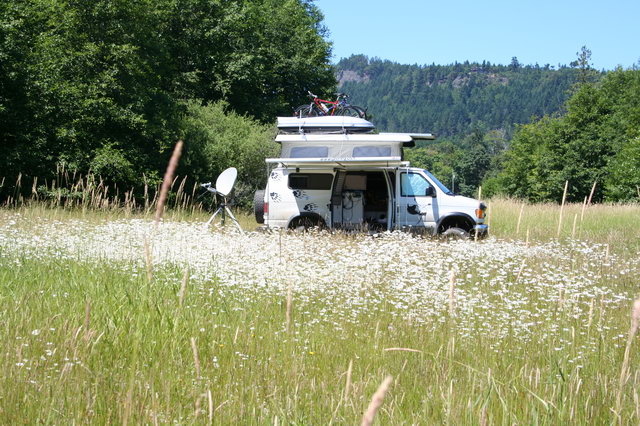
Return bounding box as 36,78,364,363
401,173,432,197
289,173,333,190
352,146,392,157
290,146,329,158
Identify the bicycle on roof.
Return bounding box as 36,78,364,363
293,91,367,119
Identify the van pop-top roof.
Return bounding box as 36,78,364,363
269,117,436,167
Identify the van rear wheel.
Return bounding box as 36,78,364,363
288,215,325,231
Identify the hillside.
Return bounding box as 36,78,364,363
336,54,589,137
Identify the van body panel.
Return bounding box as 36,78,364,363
265,168,333,228
263,164,487,236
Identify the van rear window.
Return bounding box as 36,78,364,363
288,173,333,190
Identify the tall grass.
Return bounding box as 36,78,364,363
1,189,640,422
3,169,639,249
0,168,206,217
487,197,640,253
1,247,637,423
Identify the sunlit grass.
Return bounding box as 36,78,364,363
486,197,640,253
1,200,639,423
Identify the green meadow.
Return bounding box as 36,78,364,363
1,199,639,424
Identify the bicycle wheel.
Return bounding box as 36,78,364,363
335,106,366,118
293,104,319,118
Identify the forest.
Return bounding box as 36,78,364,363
1,0,639,205
0,0,333,205
338,54,640,202
336,54,586,137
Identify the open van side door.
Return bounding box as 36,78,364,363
394,168,437,231
330,169,347,226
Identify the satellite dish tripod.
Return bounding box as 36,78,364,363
201,167,243,232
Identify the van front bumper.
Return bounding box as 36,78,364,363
473,224,489,239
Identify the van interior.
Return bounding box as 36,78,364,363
331,171,394,230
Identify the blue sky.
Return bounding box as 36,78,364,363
317,0,639,70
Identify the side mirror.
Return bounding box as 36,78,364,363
425,186,436,197
407,204,420,215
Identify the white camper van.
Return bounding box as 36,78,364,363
254,116,488,238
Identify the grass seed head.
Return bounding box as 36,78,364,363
361,375,393,426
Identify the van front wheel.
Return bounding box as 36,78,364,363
441,227,469,239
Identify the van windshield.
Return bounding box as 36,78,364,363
423,170,454,195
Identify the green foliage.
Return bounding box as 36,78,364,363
160,0,335,121
570,46,598,85
90,145,137,185
178,101,278,207
605,137,640,200
0,0,182,183
336,54,585,137
497,68,640,202
0,0,334,201
405,128,508,197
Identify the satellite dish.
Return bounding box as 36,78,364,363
215,167,237,196
201,167,242,232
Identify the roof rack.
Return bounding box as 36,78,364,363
277,116,375,134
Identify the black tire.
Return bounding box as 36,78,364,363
293,104,320,118
253,190,265,224
335,105,366,118
350,105,367,119
288,215,325,231
441,227,470,240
